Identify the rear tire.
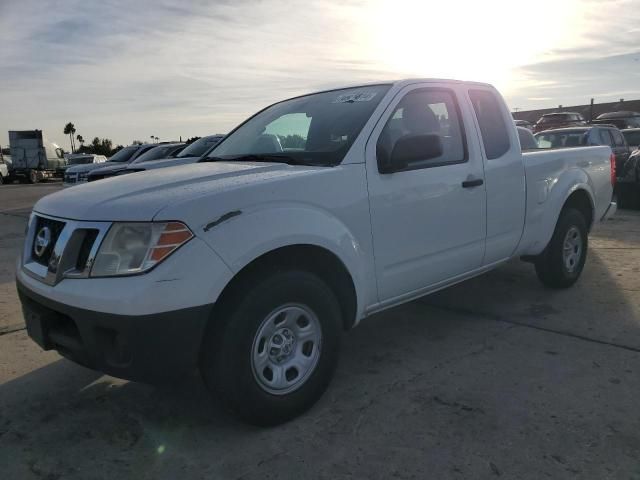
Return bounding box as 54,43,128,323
28,170,39,184
535,208,588,289
200,269,342,426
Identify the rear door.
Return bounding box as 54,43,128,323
366,83,487,301
467,87,526,265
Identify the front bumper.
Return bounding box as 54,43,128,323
17,277,212,383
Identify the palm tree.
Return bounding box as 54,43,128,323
64,122,76,153
76,134,84,151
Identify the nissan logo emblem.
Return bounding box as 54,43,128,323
34,226,52,257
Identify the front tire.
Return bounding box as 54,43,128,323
200,269,342,426
535,208,588,289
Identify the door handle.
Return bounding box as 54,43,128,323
461,178,484,188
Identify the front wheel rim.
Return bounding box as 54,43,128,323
251,304,322,395
562,226,583,273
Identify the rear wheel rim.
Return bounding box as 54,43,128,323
251,304,322,395
562,226,582,273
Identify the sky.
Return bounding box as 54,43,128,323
1,0,639,149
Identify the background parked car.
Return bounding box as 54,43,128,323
517,126,538,150
592,111,640,129
63,143,156,187
58,153,107,175
622,128,640,151
115,134,225,177
514,119,534,131
87,142,185,182
533,112,587,133
535,125,636,207
535,125,630,164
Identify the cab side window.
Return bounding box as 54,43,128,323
469,89,511,159
376,89,466,171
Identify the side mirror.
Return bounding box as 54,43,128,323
379,134,443,174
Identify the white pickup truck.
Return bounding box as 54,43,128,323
17,79,616,425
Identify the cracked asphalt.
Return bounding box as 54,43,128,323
1,183,639,479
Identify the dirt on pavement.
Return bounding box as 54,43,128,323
1,183,639,479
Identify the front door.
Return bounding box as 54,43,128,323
366,84,487,302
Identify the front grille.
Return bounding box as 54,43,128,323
31,216,66,267
64,173,77,184
23,216,111,285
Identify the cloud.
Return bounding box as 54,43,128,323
1,0,639,148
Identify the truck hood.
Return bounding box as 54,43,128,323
35,162,319,221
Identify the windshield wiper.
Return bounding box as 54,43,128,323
200,154,313,166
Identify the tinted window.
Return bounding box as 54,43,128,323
177,136,224,158
602,130,615,146
622,130,640,146
469,89,510,159
108,146,138,163
611,129,626,147
377,88,466,169
68,156,94,165
517,127,538,150
132,145,183,163
539,114,570,124
535,131,588,148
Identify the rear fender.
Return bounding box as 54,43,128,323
520,168,595,256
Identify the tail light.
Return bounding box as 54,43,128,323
610,152,616,187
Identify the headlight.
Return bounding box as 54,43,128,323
91,222,193,277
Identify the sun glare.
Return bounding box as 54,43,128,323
359,0,583,92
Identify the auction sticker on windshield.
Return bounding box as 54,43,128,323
333,91,378,103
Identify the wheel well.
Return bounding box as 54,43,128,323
214,245,358,331
563,189,594,230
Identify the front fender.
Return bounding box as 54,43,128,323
198,203,376,320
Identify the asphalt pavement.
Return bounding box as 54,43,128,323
1,183,639,479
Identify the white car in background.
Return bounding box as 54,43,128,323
0,153,8,184
116,135,225,178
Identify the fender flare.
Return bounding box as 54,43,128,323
199,203,374,320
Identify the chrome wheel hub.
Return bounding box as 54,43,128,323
563,226,582,273
251,304,322,395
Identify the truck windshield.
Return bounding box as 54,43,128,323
205,84,391,166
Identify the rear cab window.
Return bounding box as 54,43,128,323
468,89,511,159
